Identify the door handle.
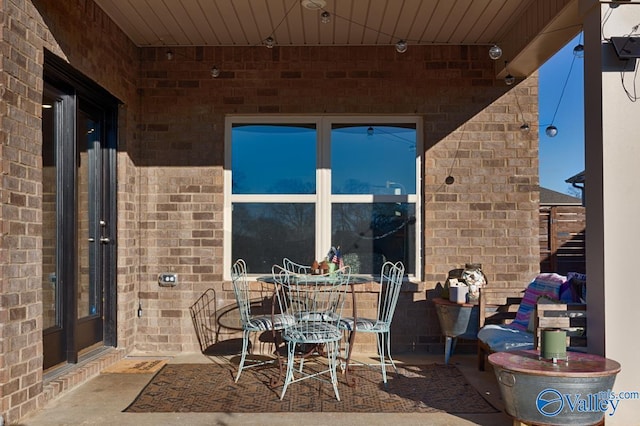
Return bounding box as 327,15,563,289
99,237,110,244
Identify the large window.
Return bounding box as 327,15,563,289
225,116,421,277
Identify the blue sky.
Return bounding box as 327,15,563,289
538,34,585,195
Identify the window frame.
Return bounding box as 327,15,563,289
223,115,422,280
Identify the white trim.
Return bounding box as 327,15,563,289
224,115,423,280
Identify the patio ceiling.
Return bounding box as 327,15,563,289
94,0,583,76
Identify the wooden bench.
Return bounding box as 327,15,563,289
477,287,587,371
477,287,525,370
533,302,587,352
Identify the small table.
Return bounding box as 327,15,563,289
256,274,372,386
432,297,479,364
489,349,621,426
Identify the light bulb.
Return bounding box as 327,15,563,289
520,123,530,133
545,125,558,137
166,51,173,60
211,66,220,78
505,74,515,85
573,44,584,58
321,11,331,24
367,126,374,136
395,40,408,53
489,44,502,60
264,37,275,48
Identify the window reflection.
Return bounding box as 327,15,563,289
332,203,415,275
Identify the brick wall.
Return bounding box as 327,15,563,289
1,0,539,422
1,0,139,422
135,45,539,355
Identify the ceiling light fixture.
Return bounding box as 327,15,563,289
489,44,502,60
395,40,408,53
321,11,331,24
301,0,326,10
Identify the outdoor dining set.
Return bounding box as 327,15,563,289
230,257,405,401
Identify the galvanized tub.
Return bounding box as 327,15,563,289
434,300,478,339
490,350,621,426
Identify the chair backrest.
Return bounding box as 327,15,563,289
282,258,313,274
272,264,351,325
231,259,252,326
189,288,217,352
376,261,405,324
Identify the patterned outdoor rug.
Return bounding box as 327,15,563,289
124,362,498,414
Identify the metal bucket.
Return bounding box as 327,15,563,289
434,303,478,339
494,366,617,426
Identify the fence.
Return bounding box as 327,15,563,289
539,206,586,275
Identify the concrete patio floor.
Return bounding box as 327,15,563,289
21,352,513,426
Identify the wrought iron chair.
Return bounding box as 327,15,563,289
231,258,295,382
282,257,313,274
272,264,351,401
339,261,405,385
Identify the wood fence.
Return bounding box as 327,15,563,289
539,206,586,275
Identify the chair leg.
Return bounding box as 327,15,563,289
384,331,398,374
376,333,387,384
235,329,251,382
280,341,296,400
328,341,341,401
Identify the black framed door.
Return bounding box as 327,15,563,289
42,55,118,370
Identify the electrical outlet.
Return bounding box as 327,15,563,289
158,273,178,287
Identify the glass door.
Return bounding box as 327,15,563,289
42,75,117,370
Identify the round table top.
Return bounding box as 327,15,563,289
488,349,621,378
256,274,373,285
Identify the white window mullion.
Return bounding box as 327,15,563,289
317,118,332,260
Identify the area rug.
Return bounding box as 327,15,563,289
124,363,497,414
102,358,168,374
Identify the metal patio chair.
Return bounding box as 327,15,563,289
271,264,351,401
231,258,295,382
339,261,405,385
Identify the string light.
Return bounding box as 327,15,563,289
264,36,275,48
367,126,374,136
321,11,331,24
395,40,408,53
211,66,220,78
166,50,173,60
489,44,502,60
543,41,579,138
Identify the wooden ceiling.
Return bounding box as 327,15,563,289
93,0,535,48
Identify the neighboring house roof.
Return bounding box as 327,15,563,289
566,170,585,184
540,187,582,205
